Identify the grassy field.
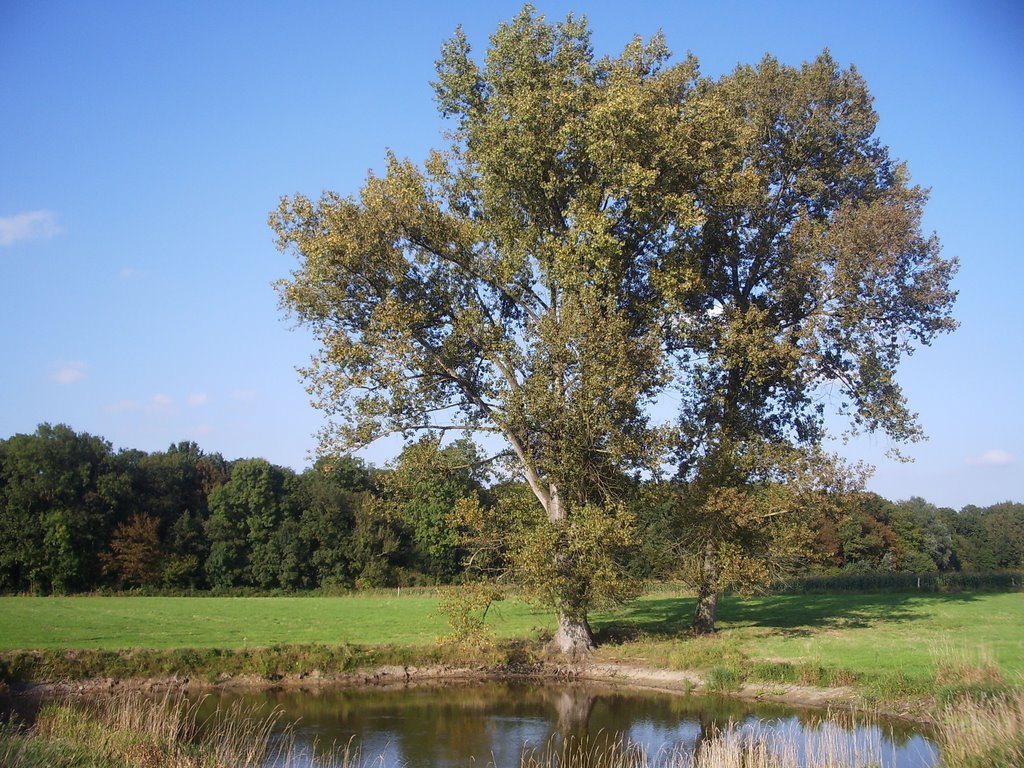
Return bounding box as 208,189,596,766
594,592,1024,676
0,594,553,650
1,591,1021,699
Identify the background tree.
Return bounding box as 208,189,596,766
665,52,958,632
377,437,486,583
101,512,164,588
296,456,373,589
131,442,225,589
0,424,127,593
204,459,304,589
272,7,704,654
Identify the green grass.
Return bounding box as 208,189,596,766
1,590,1021,706
591,591,1024,699
0,594,553,650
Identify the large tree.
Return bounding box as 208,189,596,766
272,7,701,654
666,53,958,632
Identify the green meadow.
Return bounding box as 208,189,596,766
0,594,551,650
594,591,1024,699
1,591,1021,696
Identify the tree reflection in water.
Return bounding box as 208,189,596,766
190,682,936,768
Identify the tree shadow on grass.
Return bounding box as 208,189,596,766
592,591,984,643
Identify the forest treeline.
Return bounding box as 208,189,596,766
1,423,1021,594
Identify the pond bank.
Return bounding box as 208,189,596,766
3,656,925,726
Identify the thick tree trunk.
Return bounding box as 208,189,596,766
691,542,720,635
549,612,595,660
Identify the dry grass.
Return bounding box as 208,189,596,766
3,689,362,768
937,690,1024,767
930,641,1005,688
518,721,892,768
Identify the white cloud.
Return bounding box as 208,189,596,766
49,361,87,384
187,392,209,406
104,400,141,413
966,449,1015,466
0,210,60,247
150,394,174,410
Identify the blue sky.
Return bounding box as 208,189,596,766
2,1,1021,509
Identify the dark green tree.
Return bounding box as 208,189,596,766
0,424,127,593
204,459,304,589
296,457,373,588
378,437,486,582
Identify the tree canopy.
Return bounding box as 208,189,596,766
663,51,958,632
271,6,958,651
272,7,709,653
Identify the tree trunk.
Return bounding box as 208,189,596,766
691,542,720,635
549,612,595,660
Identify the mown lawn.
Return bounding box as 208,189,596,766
0,594,553,650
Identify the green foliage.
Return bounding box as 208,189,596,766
376,437,485,583
293,458,373,589
510,502,641,621
437,581,504,647
704,664,742,692
0,418,1019,597
271,7,702,642
0,424,125,593
204,459,307,590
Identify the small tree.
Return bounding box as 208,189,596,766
101,513,164,588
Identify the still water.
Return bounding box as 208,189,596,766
197,681,939,768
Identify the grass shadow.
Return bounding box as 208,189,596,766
592,590,984,642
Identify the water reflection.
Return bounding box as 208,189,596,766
195,682,938,768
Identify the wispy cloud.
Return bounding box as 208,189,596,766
150,394,174,410
231,389,258,402
966,449,1015,466
0,210,60,247
187,392,209,407
49,361,87,384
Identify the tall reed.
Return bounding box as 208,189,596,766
936,690,1024,767
518,721,894,768
4,689,359,768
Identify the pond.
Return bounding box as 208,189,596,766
193,681,939,768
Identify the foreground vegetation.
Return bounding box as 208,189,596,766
2,687,1022,767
